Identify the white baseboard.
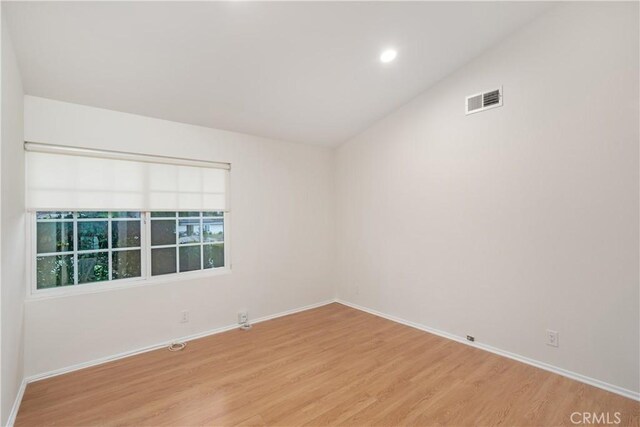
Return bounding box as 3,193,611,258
7,299,333,426
20,299,336,384
6,378,27,427
10,297,636,427
334,299,640,402
335,299,639,401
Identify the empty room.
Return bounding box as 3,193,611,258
0,1,638,426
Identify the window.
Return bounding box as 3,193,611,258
26,142,230,294
150,211,225,276
34,211,227,291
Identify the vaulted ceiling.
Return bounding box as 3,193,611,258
4,2,552,145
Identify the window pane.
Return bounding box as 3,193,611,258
179,246,201,272
111,212,140,218
36,255,74,288
151,211,176,218
203,218,224,243
35,211,227,290
77,221,108,251
37,211,73,220
78,252,109,284
112,220,141,248
151,247,177,276
178,219,201,244
151,220,176,246
203,244,224,269
78,212,108,219
37,221,74,254
112,250,141,280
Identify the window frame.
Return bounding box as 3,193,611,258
28,211,231,299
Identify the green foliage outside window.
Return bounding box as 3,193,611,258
36,212,141,289
35,211,225,290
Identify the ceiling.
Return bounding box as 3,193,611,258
4,2,552,146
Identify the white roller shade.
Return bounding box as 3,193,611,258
25,143,229,212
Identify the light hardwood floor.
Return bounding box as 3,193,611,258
16,303,639,426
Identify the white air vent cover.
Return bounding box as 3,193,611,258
466,87,503,115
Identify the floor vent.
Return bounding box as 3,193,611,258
466,87,503,115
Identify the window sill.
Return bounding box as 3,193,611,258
27,267,232,301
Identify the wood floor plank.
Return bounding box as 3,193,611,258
15,303,639,426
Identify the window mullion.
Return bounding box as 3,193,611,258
73,212,79,285
108,213,113,281
143,213,147,279
175,215,179,273
146,212,151,280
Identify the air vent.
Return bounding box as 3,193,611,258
483,89,500,107
467,94,483,113
466,87,503,115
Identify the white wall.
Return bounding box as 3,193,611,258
336,2,639,394
12,0,640,400
23,96,335,377
1,11,26,426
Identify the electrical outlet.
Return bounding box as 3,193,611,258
238,311,248,324
180,310,189,323
546,329,559,347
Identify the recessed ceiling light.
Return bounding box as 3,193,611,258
380,49,397,63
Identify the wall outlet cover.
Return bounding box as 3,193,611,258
238,311,248,324
546,330,559,347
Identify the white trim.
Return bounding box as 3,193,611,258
27,267,232,301
6,378,27,427
12,297,637,426
24,141,230,170
28,211,231,300
23,299,335,384
334,299,640,402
